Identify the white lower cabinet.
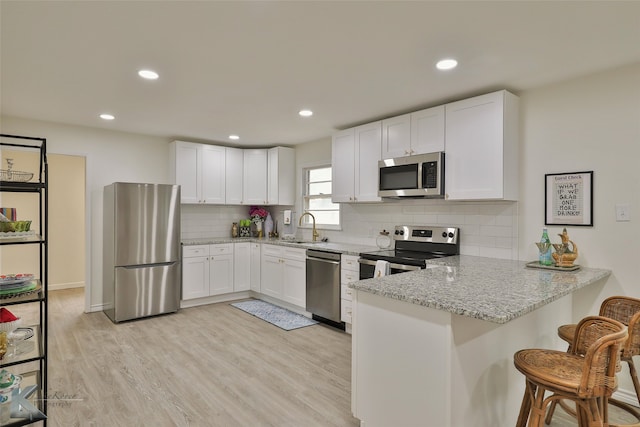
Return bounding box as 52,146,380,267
233,242,251,291
182,244,234,300
182,246,210,300
261,245,306,308
250,242,261,292
340,254,359,324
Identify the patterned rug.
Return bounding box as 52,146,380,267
231,300,318,331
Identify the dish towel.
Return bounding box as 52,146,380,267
374,260,389,278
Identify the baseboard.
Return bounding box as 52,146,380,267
179,291,252,309
49,281,84,291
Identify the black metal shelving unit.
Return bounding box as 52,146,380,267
0,134,48,426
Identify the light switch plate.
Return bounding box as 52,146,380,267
616,204,631,222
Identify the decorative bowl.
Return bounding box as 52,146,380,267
0,221,31,233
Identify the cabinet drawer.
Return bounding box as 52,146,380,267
341,255,359,272
183,245,209,258
282,247,306,262
262,244,284,257
209,243,233,255
341,268,358,284
341,299,353,324
341,284,353,301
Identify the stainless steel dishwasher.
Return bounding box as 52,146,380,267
306,249,343,328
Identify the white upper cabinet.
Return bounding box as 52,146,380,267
410,106,445,155
381,114,411,158
170,141,225,204
243,149,268,205
332,122,382,203
354,122,382,202
225,147,244,205
381,106,445,159
331,129,356,203
201,144,226,204
267,147,295,206
171,141,200,204
444,90,519,201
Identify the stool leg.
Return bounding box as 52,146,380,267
546,400,558,424
529,384,548,427
517,380,535,427
626,357,640,404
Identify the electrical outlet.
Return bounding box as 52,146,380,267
616,204,631,222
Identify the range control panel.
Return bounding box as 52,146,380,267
393,225,458,244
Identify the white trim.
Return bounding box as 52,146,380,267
49,281,84,291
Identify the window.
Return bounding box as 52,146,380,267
302,165,340,228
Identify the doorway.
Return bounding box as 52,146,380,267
0,151,86,291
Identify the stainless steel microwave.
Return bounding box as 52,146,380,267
378,152,445,198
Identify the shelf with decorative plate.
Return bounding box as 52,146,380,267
0,133,48,426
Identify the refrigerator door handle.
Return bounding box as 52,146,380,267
121,261,178,269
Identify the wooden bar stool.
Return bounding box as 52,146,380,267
546,296,640,426
514,316,627,427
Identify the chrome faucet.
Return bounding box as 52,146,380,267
299,211,320,242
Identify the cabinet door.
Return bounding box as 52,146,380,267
261,254,283,299
250,243,261,292
354,122,382,202
267,147,295,206
243,149,268,205
173,141,200,204
381,113,411,159
445,91,505,200
234,242,251,291
410,105,445,155
182,255,209,300
225,147,244,205
201,144,226,204
282,259,306,308
331,129,355,203
210,253,234,295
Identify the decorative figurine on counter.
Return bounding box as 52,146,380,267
552,228,578,267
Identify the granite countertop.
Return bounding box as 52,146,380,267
349,255,611,324
182,237,377,257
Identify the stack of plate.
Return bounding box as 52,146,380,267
0,274,39,299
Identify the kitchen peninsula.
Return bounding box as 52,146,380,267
349,255,611,427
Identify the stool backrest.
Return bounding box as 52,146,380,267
599,296,640,358
572,315,627,397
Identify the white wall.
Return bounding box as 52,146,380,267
1,116,171,311
518,62,640,311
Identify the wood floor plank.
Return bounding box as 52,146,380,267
42,289,358,427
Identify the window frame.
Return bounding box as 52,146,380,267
300,164,341,231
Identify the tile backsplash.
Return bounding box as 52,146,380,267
181,200,519,260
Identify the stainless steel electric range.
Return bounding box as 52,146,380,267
359,225,459,279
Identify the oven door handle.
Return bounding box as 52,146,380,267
358,258,422,272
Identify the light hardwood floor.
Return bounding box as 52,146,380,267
24,289,639,426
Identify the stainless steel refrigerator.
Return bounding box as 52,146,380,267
103,182,181,323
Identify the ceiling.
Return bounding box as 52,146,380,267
2,1,640,147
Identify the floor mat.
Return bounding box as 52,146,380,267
231,299,318,331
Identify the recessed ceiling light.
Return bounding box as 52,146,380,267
436,59,458,70
299,109,313,117
229,135,240,140
138,69,159,80
99,114,115,120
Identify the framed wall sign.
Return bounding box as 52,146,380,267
545,171,593,226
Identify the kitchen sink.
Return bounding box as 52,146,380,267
281,240,326,244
